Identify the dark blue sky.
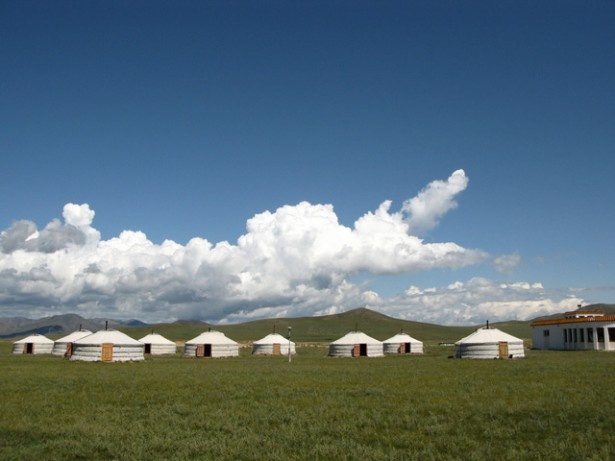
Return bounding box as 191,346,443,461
1,1,613,323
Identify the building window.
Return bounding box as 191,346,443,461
579,328,584,342
564,329,567,343
588,328,594,343
597,328,605,343
543,330,550,337
573,329,578,343
609,328,615,342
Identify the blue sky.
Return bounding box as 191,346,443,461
1,1,614,325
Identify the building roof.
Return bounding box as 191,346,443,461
455,327,523,345
383,333,422,344
531,314,615,327
138,333,176,345
185,331,238,345
55,329,92,343
14,333,54,344
253,333,295,345
73,329,142,346
330,331,382,345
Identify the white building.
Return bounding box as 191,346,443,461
328,331,384,357
531,310,615,351
454,327,525,359
139,333,177,355
383,332,424,354
12,334,54,355
183,331,239,358
70,329,145,362
52,329,93,356
252,333,296,356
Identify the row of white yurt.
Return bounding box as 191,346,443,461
328,331,425,357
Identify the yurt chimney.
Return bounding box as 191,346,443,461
486,320,490,329
105,320,108,331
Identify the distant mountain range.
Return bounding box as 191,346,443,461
0,313,147,339
1,304,613,340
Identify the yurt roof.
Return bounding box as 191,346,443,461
383,333,422,344
139,333,175,345
455,327,523,345
253,333,295,345
331,331,382,345
14,334,54,344
73,329,142,346
186,330,238,345
55,329,93,343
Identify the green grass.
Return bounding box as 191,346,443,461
1,341,614,460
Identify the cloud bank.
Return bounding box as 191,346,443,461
0,171,584,324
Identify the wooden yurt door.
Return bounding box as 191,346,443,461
101,343,114,362
352,344,361,357
196,344,205,357
65,342,73,358
272,343,281,355
498,341,509,359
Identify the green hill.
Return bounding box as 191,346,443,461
123,307,533,343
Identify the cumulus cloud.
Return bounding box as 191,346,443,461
0,171,593,325
402,169,468,236
369,278,585,325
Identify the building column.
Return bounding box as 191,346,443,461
593,327,599,351
604,327,611,351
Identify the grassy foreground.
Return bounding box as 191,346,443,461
1,342,614,461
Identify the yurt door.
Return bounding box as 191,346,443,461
359,343,368,356
352,344,361,357
204,344,212,357
498,341,509,359
25,343,33,354
272,343,281,355
66,342,73,358
196,344,205,357
101,343,113,362
144,344,151,354
405,342,411,353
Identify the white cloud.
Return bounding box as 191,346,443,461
0,170,602,325
402,169,468,236
494,252,521,274
373,278,586,325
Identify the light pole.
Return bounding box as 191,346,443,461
288,326,292,363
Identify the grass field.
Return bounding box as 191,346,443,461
1,340,614,461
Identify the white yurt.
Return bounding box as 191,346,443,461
328,331,384,357
70,329,145,362
383,332,424,354
139,332,177,355
252,333,296,356
454,327,525,359
12,334,54,355
52,329,93,356
184,330,239,358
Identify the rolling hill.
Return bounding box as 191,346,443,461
3,304,612,342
